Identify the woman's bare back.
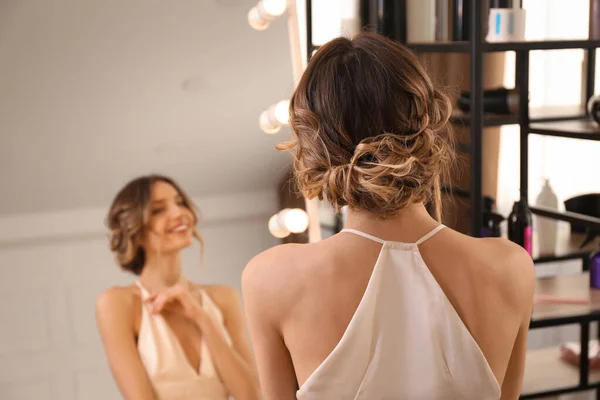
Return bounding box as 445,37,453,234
243,223,535,399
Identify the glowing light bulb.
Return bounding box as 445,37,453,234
282,208,309,234
268,208,309,238
247,0,287,31
259,99,290,134
274,100,290,125
247,6,268,31
262,0,286,16
268,214,290,238
259,109,281,134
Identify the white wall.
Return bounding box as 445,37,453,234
0,188,279,400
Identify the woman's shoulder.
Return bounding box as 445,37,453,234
244,242,314,276
475,236,535,273
444,228,534,272
95,284,141,334
242,243,315,318
464,234,536,309
243,243,308,286
96,285,140,312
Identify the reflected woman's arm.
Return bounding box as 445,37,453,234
200,285,261,400
95,288,157,400
242,255,298,400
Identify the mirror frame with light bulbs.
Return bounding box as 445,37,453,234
251,0,324,243
252,0,362,243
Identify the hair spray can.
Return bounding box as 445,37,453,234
590,250,600,289
508,197,533,255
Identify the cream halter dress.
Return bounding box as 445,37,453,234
296,225,502,400
135,280,232,400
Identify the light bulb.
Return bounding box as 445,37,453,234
274,100,290,125
259,99,289,134
268,214,290,238
262,0,286,17
282,208,309,234
247,0,286,31
259,110,281,134
247,6,269,31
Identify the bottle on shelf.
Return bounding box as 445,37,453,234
589,238,600,289
587,93,600,125
482,196,504,238
535,179,559,256
591,0,600,39
508,195,533,255
406,0,435,42
458,88,519,115
452,0,469,41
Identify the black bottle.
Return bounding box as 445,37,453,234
487,213,505,238
482,196,505,238
508,197,533,255
453,0,470,41
458,88,519,115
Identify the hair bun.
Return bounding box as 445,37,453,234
279,32,455,220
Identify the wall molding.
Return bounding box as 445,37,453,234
0,188,277,246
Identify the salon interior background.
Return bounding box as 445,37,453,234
1,0,600,399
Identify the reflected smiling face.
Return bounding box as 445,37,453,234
142,180,195,255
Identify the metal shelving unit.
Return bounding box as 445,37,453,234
308,2,600,241
530,120,600,141
522,273,600,399
401,1,600,244
530,206,600,237
395,1,600,398
305,1,600,397
452,104,589,127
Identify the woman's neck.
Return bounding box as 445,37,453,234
344,203,440,242
138,251,184,292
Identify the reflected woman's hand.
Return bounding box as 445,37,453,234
145,283,204,322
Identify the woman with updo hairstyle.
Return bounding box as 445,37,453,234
243,32,534,400
95,175,259,400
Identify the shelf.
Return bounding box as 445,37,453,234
531,206,600,231
451,105,587,128
484,39,600,52
530,119,600,141
533,229,595,266
531,272,600,328
530,105,588,123
521,345,600,398
408,39,600,54
450,112,518,127
407,42,470,53
534,252,591,265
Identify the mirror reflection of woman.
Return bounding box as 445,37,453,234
96,175,259,400
243,32,535,400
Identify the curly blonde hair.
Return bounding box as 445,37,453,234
106,175,203,275
277,32,455,220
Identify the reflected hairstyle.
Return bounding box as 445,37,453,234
106,175,203,275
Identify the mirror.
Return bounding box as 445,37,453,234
0,1,294,398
